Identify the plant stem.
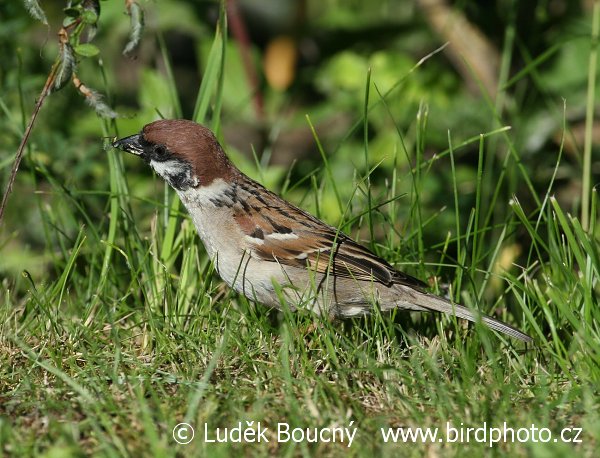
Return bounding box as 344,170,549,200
582,0,600,230
0,62,58,226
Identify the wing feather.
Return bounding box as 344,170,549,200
232,182,426,290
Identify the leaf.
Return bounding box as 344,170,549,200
62,16,78,28
74,43,100,57
63,7,81,18
80,8,98,25
193,7,226,124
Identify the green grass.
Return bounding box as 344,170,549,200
2,3,600,457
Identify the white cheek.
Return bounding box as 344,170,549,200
149,159,186,178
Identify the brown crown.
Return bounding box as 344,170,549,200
142,119,239,185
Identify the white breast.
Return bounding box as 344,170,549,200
175,179,287,306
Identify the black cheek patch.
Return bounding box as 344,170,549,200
167,169,199,191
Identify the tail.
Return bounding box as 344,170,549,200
404,288,533,343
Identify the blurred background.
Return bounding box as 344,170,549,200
1,0,597,290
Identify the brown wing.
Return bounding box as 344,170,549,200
232,180,427,290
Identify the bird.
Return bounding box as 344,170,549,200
112,119,533,343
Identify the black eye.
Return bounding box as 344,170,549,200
153,144,168,159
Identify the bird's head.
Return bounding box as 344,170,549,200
112,119,237,191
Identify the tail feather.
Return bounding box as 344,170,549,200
407,289,533,343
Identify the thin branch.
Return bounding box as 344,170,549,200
0,62,58,225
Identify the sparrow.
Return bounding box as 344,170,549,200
112,119,532,343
